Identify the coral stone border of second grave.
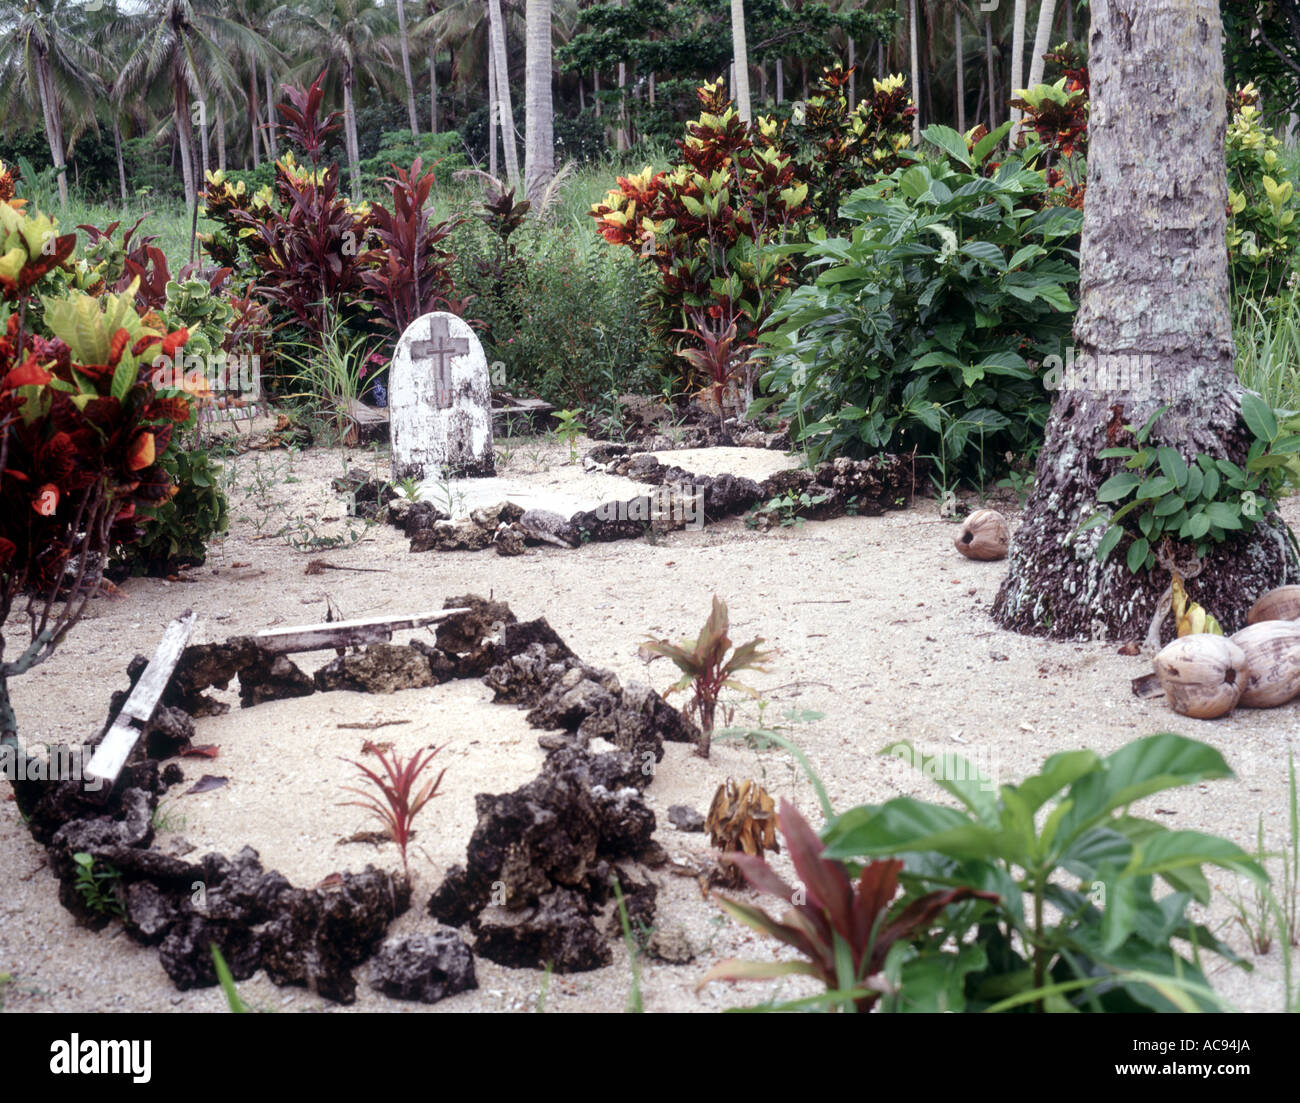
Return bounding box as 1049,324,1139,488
11,596,700,1004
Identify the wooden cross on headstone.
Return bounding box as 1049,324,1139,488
409,314,470,407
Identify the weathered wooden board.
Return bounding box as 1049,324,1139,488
85,609,199,794
253,608,471,655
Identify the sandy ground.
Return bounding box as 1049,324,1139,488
2,430,1297,1014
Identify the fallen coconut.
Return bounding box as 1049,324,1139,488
1153,634,1249,719
1246,584,1300,625
954,509,1009,560
1229,620,1300,707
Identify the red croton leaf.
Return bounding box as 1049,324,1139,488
3,357,52,389
127,431,156,471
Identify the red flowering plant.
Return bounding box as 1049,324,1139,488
0,190,192,790
591,79,810,392
1010,43,1090,209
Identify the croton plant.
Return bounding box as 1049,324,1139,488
0,160,194,744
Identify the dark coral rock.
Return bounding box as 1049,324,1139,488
436,595,517,655
426,746,659,971
484,643,575,706
760,468,816,499
391,499,450,536
474,888,612,972
408,640,458,683
700,473,763,520
410,520,494,553
123,881,181,945
314,644,436,694
426,864,480,928
49,787,154,867
667,805,705,832
160,915,262,988
525,665,621,731
368,928,477,1003
166,637,263,716
239,654,316,707
500,617,576,662
494,526,526,556
145,705,195,759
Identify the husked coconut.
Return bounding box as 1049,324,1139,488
1153,635,1249,719
1229,621,1300,707
1246,585,1300,625
954,509,1009,560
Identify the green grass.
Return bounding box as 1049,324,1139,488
1235,286,1300,411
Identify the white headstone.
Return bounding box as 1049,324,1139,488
389,311,495,478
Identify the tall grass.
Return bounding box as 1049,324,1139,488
1235,286,1300,411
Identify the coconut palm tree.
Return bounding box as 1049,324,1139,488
908,0,920,141
730,0,751,123
524,0,553,204
278,0,400,196
1009,0,1027,129
1026,0,1058,92
487,0,520,187
115,1,265,215
0,0,101,207
394,0,420,132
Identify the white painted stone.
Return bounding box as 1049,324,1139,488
389,311,495,478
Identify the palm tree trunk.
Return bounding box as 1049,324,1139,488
342,66,361,197
488,39,499,179
35,57,68,207
775,57,783,102
175,83,197,220
524,0,554,206
217,101,227,173
199,101,211,183
730,0,752,123
396,0,420,133
112,116,128,204
909,0,921,142
249,60,261,168
488,0,520,187
1010,0,1027,129
1027,1,1059,90
428,1,439,133
265,65,279,162
617,57,628,151
993,0,1294,640
985,12,997,131
955,5,965,132
1066,0,1073,41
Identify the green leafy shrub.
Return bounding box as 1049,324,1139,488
123,446,229,575
1078,397,1300,573
1227,83,1300,303
590,79,810,380
759,127,1081,481
358,129,467,187
785,65,917,235
824,733,1264,1012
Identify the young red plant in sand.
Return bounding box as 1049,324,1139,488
699,800,998,1012
339,744,447,879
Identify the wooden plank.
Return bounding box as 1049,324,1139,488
253,608,471,655
85,609,199,794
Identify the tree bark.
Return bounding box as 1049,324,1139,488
113,117,128,204
1027,0,1060,91
909,0,921,142
216,101,227,173
955,5,965,132
249,60,261,169
992,0,1298,641
1010,0,1028,129
775,57,784,103
985,12,997,130
265,65,279,162
488,38,499,180
396,0,420,133
429,1,439,134
342,66,362,197
488,0,520,187
524,0,554,205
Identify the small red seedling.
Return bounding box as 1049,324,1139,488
339,744,446,880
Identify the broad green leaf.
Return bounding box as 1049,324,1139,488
924,124,972,167
880,740,1000,828
1240,392,1278,443
1127,537,1150,573
1157,447,1189,488
823,798,1007,862
1010,750,1100,815
894,944,987,1012
1097,473,1140,502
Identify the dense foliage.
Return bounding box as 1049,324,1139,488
758,126,1081,483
